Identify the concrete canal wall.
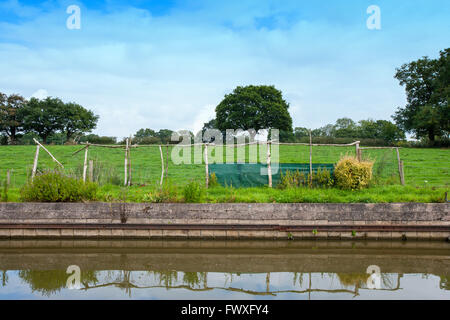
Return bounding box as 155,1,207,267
0,202,448,240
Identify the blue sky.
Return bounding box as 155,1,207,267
0,0,449,138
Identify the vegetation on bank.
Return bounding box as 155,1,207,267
1,182,447,204
0,144,448,188
20,171,97,202
0,142,447,204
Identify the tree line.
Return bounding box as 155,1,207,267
202,47,449,147
1,48,447,147
0,95,98,145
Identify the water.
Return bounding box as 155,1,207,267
0,240,449,300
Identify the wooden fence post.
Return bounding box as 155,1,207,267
165,145,169,180
127,136,132,186
267,141,272,188
355,141,361,161
32,138,64,168
309,130,313,187
83,145,89,182
159,145,164,185
395,148,405,185
400,160,405,186
204,144,209,188
399,160,405,186
124,138,128,186
31,145,40,181
89,160,94,182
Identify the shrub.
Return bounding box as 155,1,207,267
334,156,373,190
21,171,97,202
183,180,204,203
278,168,333,189
278,170,306,189
208,172,219,187
315,167,334,187
143,184,178,203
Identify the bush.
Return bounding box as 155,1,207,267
143,184,179,203
334,156,373,190
314,167,334,187
21,171,98,202
278,168,333,189
183,180,204,203
278,170,307,189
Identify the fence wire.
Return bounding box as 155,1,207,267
0,144,448,188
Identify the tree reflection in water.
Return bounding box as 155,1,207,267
6,269,430,298
0,270,8,287
17,270,98,297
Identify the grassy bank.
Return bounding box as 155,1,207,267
0,144,447,204
3,184,447,203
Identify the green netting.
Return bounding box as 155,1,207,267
209,163,335,188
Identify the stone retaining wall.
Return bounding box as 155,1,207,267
0,202,448,240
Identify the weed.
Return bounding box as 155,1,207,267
183,180,204,203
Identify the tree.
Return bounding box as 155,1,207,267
21,97,98,144
333,118,358,138
21,97,65,143
80,134,116,145
294,127,310,139
312,124,334,137
377,120,405,143
215,85,293,134
135,128,157,139
157,129,175,144
393,48,449,143
134,128,160,144
60,102,98,141
201,118,218,137
358,119,405,143
0,93,26,144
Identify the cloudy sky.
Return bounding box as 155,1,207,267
0,0,449,138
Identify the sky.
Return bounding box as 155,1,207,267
0,0,449,139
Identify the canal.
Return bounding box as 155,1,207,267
0,240,449,299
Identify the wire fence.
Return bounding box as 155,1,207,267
0,141,448,188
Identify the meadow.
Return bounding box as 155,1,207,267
0,144,448,203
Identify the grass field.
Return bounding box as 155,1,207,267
0,144,448,203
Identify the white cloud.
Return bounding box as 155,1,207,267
0,1,448,137
190,104,216,134
30,89,48,100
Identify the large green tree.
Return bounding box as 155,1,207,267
215,85,293,134
61,102,98,141
393,48,449,142
21,97,65,143
0,92,26,144
21,97,98,144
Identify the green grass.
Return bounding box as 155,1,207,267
3,183,447,203
0,144,447,203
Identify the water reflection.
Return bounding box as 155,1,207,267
0,240,449,299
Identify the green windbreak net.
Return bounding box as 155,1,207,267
208,163,335,188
